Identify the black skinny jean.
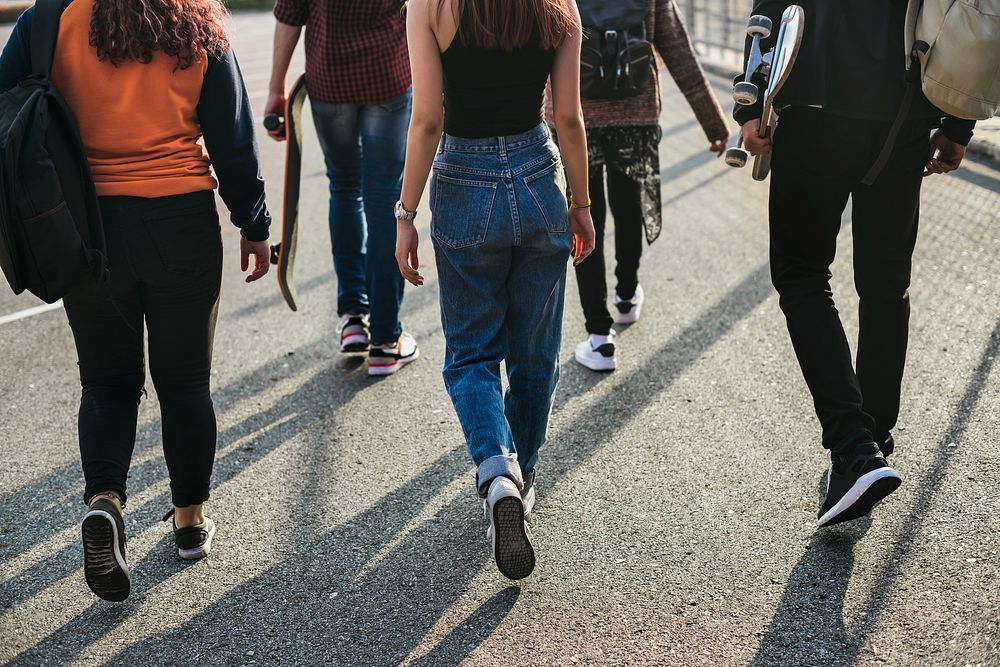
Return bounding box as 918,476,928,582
769,107,934,453
574,163,644,335
64,191,223,507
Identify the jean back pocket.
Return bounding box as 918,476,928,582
430,172,499,249
522,159,568,235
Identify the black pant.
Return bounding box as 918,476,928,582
769,107,933,452
64,191,223,507
574,163,644,335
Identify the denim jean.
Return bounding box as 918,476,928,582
310,90,411,343
430,124,572,496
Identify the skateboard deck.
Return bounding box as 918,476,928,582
753,6,804,181
267,74,308,311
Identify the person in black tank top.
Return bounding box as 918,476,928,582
394,0,593,581
441,39,555,138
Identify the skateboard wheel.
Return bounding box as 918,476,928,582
724,147,749,168
263,114,281,132
270,243,280,265
747,15,772,39
733,81,759,106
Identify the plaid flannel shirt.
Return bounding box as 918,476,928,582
274,0,411,105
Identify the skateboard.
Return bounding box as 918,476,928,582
263,74,308,311
724,5,805,181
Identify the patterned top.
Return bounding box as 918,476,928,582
273,0,411,105
548,0,728,140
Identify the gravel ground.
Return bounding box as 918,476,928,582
0,12,998,667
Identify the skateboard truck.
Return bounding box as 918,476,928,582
733,15,773,107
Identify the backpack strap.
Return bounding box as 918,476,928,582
30,0,63,78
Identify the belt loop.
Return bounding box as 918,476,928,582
498,135,507,157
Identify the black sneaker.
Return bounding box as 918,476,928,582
818,445,901,527
877,433,895,457
82,498,131,601
163,510,217,560
368,332,419,376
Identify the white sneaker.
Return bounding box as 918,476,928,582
367,332,419,376
613,284,645,324
484,476,535,580
338,314,370,354
574,334,617,372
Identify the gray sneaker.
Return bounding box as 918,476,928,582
484,476,535,580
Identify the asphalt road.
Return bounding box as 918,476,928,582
1,11,999,667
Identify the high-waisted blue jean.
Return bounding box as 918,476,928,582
430,124,571,496
310,90,411,344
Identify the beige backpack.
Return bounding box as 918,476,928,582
906,0,1000,120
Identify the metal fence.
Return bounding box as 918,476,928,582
679,0,751,72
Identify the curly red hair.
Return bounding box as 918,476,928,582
89,0,230,70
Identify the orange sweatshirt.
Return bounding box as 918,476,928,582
49,0,217,198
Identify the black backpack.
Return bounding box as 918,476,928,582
578,0,654,100
0,0,106,304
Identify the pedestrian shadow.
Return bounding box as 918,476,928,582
408,587,521,666
749,317,1000,666
7,261,773,664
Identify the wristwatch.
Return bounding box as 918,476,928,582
394,200,417,222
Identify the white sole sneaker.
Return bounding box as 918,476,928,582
613,286,645,325
817,467,901,527
367,348,420,376
177,518,217,560
486,477,535,580
574,340,617,372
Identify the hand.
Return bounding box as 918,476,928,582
924,130,966,177
241,238,271,283
264,92,287,142
741,118,771,156
395,221,424,286
709,138,726,157
569,206,596,267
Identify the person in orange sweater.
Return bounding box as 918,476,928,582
0,0,272,602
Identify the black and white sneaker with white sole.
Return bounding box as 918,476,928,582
163,510,217,560
613,284,645,324
574,334,617,372
368,332,419,376
82,498,130,601
522,470,536,517
484,476,535,580
818,446,901,527
338,314,370,354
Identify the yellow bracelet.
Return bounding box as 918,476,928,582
570,195,591,210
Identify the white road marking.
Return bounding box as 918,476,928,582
0,300,63,326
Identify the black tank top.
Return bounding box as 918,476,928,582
441,38,556,139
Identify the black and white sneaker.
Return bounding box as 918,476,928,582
368,332,419,376
878,432,895,457
612,284,645,324
484,476,535,580
574,334,617,371
82,498,130,601
338,314,370,353
522,470,536,517
818,445,901,527
163,510,217,560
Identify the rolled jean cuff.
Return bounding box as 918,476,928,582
475,454,523,497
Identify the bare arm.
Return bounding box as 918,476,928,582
265,21,303,140
396,0,445,286
550,1,595,264
550,7,588,207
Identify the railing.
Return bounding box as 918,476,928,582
679,0,751,73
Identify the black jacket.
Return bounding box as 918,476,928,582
733,0,975,145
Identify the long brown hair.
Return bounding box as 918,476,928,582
89,0,230,70
437,0,577,51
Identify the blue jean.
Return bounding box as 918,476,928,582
430,124,572,496
310,90,412,343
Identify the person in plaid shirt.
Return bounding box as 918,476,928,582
267,0,419,376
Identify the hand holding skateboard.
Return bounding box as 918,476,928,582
724,6,804,180
264,92,288,141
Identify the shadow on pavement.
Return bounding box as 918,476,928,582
8,261,773,665
750,317,1000,666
